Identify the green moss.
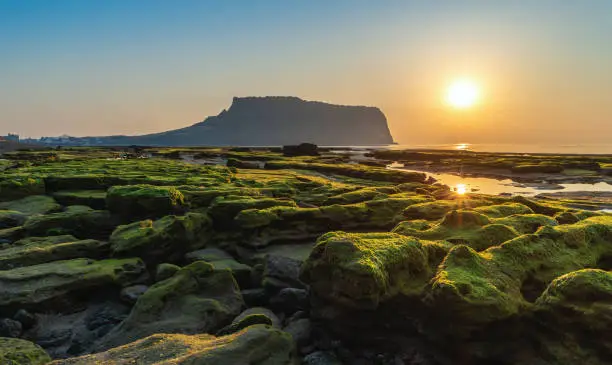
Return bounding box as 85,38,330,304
0,176,45,201
0,237,107,270
110,213,212,262
155,263,181,282
95,261,244,351
0,195,61,216
427,216,612,325
208,196,297,229
494,213,558,234
53,190,107,209
216,314,273,336
473,203,534,218
403,198,491,220
55,326,295,365
265,160,427,183
301,231,440,309
0,257,145,307
107,184,185,218
23,207,115,239
0,337,51,365
0,210,28,229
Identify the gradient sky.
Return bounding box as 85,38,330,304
1,0,611,145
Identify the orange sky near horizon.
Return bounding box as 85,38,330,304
1,1,611,145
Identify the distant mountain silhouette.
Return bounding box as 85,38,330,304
62,96,395,146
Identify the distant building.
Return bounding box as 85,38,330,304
5,134,19,142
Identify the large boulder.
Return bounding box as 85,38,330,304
106,184,186,218
109,213,212,263
208,196,297,229
0,258,146,309
0,337,51,365
301,231,440,310
53,325,295,365
95,261,244,351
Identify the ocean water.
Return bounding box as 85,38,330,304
384,143,612,155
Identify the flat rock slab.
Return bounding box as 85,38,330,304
0,258,146,308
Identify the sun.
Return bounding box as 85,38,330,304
446,79,479,108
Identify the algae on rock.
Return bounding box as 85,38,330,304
0,258,146,308
110,213,212,262
95,261,244,351
54,325,295,365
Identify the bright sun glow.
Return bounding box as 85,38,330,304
446,79,479,108
455,183,467,195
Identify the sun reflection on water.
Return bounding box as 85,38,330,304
455,183,467,195
455,143,471,151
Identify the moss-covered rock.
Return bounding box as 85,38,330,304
394,210,519,251
427,216,612,326
95,261,244,351
403,198,490,220
155,263,181,282
23,206,116,238
0,258,146,308
0,337,51,364
109,213,212,263
301,231,438,309
208,196,297,229
106,184,186,218
0,195,61,216
0,176,45,201
54,325,295,365
0,210,28,229
216,314,273,336
473,203,534,218
52,190,107,209
494,213,558,234
235,197,428,248
0,237,107,270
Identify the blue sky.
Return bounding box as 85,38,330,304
1,1,611,144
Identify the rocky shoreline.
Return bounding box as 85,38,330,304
0,146,611,364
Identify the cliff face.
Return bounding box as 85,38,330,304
86,96,394,146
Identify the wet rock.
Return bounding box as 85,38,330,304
85,303,130,331
270,287,309,314
233,307,282,329
184,247,233,263
241,288,268,307
283,143,319,157
0,337,51,365
263,254,304,292
216,313,273,336
14,309,37,329
0,317,22,337
0,210,28,229
36,328,73,348
303,351,343,365
155,263,180,282
120,285,149,304
284,318,312,348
